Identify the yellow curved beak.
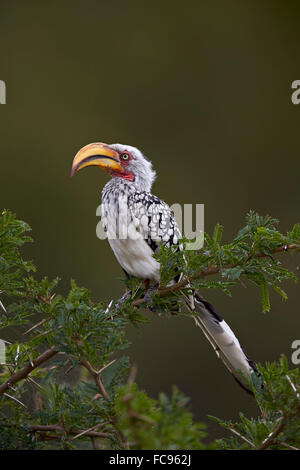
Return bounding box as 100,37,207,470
71,142,122,176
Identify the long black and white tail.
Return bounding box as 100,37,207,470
187,291,257,395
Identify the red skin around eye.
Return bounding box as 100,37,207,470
119,151,133,166
110,152,135,181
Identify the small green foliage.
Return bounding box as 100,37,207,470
0,210,35,328
115,384,208,449
0,209,299,449
154,210,299,313
211,356,300,450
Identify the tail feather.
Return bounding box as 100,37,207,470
187,291,256,396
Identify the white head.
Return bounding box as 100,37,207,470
71,142,156,192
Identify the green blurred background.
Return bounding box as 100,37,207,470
0,1,299,439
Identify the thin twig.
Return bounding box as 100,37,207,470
127,364,137,385
257,376,300,450
227,426,256,448
128,410,155,425
79,358,109,400
0,347,57,396
90,436,98,450
276,441,300,450
29,424,109,439
256,416,285,450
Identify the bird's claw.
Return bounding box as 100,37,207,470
115,290,132,311
143,284,159,307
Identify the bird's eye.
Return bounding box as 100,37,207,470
120,152,130,161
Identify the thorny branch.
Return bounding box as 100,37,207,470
28,424,110,440
227,374,300,450
132,243,300,307
0,347,58,396
79,358,109,400
256,375,300,450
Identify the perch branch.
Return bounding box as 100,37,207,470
29,424,109,439
132,243,300,307
0,347,58,396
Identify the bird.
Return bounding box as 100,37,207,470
71,142,257,395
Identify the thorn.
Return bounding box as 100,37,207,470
22,345,34,367
32,325,62,340
71,423,105,440
26,376,43,390
4,392,26,408
286,375,300,401
14,345,20,365
0,299,7,313
98,359,116,375
105,300,113,314
63,363,75,377
23,318,47,336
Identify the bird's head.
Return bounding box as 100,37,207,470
71,142,156,192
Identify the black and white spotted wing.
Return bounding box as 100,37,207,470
128,191,182,253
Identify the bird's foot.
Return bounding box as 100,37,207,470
115,290,132,311
143,283,159,307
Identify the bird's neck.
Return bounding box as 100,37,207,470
102,177,151,202
102,178,136,204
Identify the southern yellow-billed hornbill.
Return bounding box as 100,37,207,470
71,142,256,394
